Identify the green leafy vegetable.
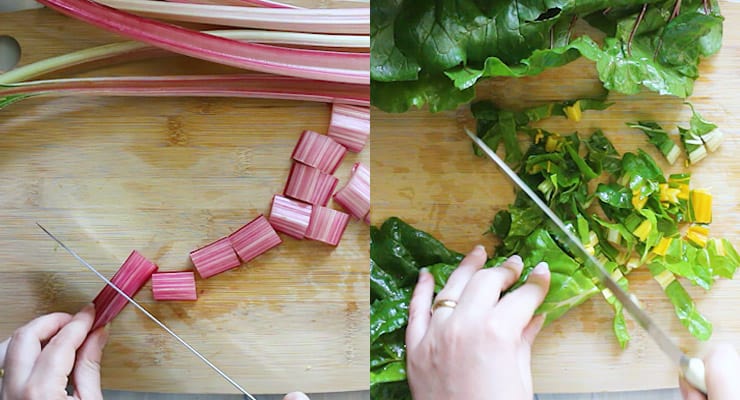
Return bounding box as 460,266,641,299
627,121,680,165
370,0,724,113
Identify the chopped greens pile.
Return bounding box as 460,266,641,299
370,101,739,398
371,0,723,112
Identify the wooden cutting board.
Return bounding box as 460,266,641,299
372,2,740,393
0,5,368,395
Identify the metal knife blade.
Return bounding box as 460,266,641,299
37,223,256,400
465,128,707,393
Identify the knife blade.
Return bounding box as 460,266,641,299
37,223,256,400
465,128,707,393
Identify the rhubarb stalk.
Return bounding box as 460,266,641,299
269,194,313,239
190,237,242,279
92,250,158,330
228,214,282,262
284,163,338,206
97,0,367,34
333,162,370,221
305,205,350,246
37,0,369,84
292,130,347,174
151,272,198,301
327,104,370,152
0,75,370,109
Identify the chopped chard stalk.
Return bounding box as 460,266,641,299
327,104,370,153
284,163,338,206
151,271,197,301
334,162,370,221
92,250,158,330
189,237,241,279
228,214,282,262
269,194,313,239
305,205,351,246
292,130,347,174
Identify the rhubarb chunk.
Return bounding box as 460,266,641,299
269,194,313,239
151,272,197,301
292,130,347,174
327,104,370,152
229,214,282,262
190,237,241,279
92,250,158,331
306,205,350,246
334,162,370,221
284,163,338,206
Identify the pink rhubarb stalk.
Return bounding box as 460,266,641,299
151,272,198,301
284,163,338,206
190,237,241,279
327,104,370,152
0,75,370,107
228,214,282,262
92,250,158,331
269,194,313,239
333,162,370,221
98,0,364,33
292,130,347,174
37,0,369,84
166,0,300,8
305,205,350,246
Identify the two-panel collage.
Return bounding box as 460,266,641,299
0,1,738,399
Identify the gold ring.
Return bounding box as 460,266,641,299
431,299,458,314
0,367,4,378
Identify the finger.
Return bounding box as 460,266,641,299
704,342,740,399
522,314,546,347
283,392,310,400
431,245,487,323
406,268,435,352
494,262,551,332
3,312,73,394
26,304,95,392
679,377,707,400
0,337,9,367
72,326,109,400
456,255,524,312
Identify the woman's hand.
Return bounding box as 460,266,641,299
680,343,740,400
405,245,551,400
0,305,109,400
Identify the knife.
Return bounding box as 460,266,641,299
464,128,708,394
37,223,257,400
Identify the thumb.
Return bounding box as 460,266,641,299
679,377,707,400
283,392,310,400
72,326,109,400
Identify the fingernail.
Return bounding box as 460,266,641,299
531,262,549,275
83,303,95,313
419,267,429,275
506,254,523,265
473,244,486,254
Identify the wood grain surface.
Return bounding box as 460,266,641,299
372,1,740,393
0,4,369,395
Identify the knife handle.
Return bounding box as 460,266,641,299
682,357,708,395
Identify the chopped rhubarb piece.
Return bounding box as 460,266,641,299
190,237,241,279
284,163,338,206
269,194,312,239
292,130,347,174
305,205,351,246
228,214,282,262
333,162,370,221
151,272,197,301
327,104,370,153
92,250,158,331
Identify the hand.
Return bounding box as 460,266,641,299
283,392,310,400
0,305,109,400
405,245,551,400
680,343,740,400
